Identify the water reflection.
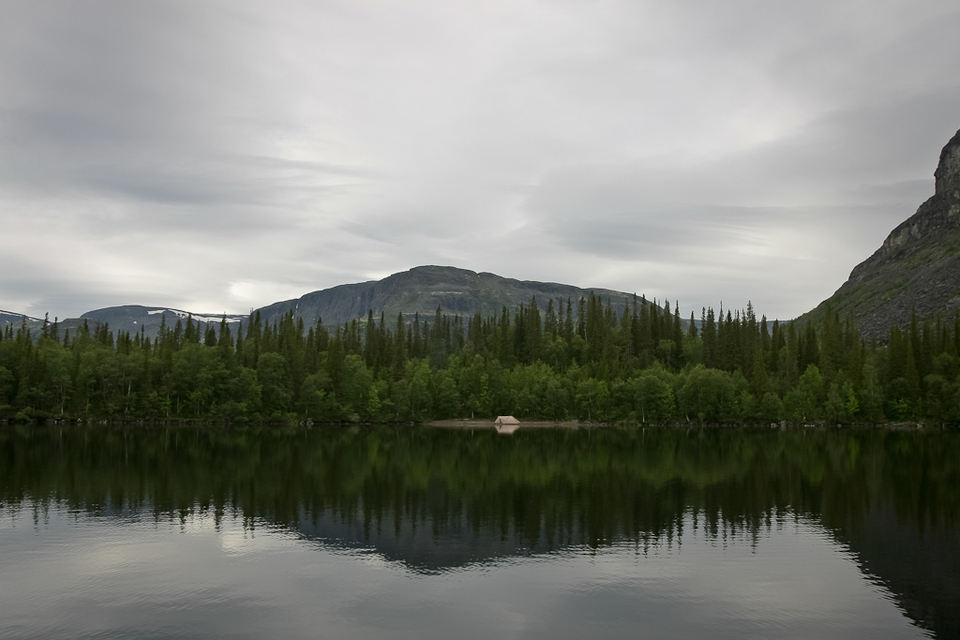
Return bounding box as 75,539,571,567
0,424,956,638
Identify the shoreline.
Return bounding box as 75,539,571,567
0,417,933,430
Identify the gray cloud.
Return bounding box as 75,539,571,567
0,0,958,320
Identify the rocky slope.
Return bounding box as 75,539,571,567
256,265,640,328
4,267,644,339
2,306,245,340
805,128,960,339
0,310,44,333
74,306,246,338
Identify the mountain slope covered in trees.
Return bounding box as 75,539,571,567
3,281,956,426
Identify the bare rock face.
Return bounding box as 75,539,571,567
808,128,960,340
935,129,960,196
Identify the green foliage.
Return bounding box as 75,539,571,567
4,299,960,425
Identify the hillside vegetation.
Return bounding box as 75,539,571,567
2,289,958,425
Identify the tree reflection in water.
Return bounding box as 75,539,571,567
1,424,958,636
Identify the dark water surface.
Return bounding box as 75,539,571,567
1,424,958,639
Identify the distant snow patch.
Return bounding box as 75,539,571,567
145,308,243,323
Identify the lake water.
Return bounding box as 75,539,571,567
1,424,957,639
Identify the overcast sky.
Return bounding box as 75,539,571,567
2,0,959,321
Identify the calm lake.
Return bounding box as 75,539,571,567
1,424,957,639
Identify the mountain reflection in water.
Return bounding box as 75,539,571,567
1,424,957,638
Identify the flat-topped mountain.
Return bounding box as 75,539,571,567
3,267,643,339
2,306,247,340
0,310,44,334
71,306,247,338
806,128,960,339
0,310,42,326
255,265,640,328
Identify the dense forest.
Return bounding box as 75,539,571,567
1,293,958,424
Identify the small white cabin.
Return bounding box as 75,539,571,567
494,415,520,434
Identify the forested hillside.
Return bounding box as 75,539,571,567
1,292,957,425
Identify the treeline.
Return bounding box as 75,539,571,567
1,293,958,424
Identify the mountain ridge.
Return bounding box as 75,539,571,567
255,265,643,330
805,127,960,339
3,267,647,339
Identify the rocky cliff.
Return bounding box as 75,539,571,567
806,128,960,339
